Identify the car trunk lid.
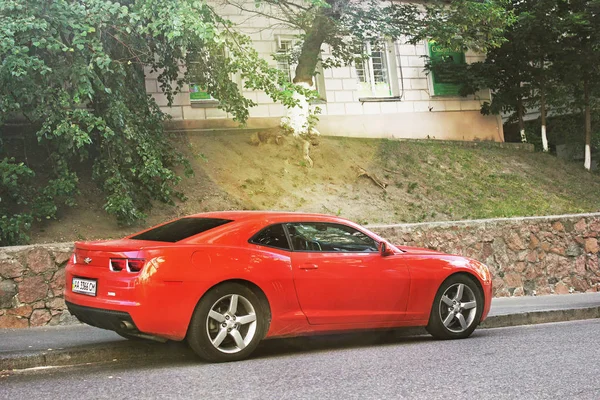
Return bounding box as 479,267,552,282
74,240,146,269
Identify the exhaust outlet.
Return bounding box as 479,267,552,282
120,320,135,330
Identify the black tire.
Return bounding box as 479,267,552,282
426,274,484,340
187,282,270,362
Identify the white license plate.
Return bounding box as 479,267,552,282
72,278,97,296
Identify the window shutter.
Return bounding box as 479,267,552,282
429,42,465,96
189,84,213,100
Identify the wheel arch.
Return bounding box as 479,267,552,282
422,271,484,323
444,271,484,298
186,278,272,338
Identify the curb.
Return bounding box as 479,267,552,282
2,307,599,371
480,306,600,329
0,341,195,372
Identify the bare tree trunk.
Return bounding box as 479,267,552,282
293,14,329,86
540,71,548,152
517,96,527,143
584,78,592,171
280,13,332,167
281,14,329,137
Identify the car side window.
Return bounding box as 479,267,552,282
286,222,378,253
249,224,291,251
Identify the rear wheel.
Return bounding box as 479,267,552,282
187,283,270,362
426,275,483,340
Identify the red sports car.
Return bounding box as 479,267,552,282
65,211,492,362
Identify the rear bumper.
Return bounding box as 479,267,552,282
64,260,201,341
66,301,138,332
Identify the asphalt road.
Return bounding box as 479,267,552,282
5,292,599,354
2,319,599,400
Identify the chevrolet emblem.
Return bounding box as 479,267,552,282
84,257,92,264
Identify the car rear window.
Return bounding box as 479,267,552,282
130,218,232,243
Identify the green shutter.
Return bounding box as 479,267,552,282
429,42,465,97
189,84,213,100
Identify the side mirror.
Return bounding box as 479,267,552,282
379,241,394,257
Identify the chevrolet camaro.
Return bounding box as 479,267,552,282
65,211,492,362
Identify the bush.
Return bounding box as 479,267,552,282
0,0,298,245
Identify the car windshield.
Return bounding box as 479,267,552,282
129,218,232,243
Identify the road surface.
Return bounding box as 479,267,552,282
2,319,599,400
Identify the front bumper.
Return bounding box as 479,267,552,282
66,301,138,332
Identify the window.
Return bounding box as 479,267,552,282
249,224,291,251
188,49,229,104
189,84,220,106
130,218,231,243
428,41,466,96
356,41,399,98
189,84,215,101
286,222,378,252
276,39,294,83
275,36,327,101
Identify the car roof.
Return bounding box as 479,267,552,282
125,210,385,246
178,210,382,245
186,210,343,222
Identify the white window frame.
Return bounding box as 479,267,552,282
355,40,400,100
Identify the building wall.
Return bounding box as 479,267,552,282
145,2,504,141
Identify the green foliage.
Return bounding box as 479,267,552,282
0,0,302,245
428,0,600,152
0,158,35,244
407,182,418,194
409,0,516,52
524,113,600,151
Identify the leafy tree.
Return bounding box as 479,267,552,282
433,0,600,168
0,0,299,244
515,0,565,151
553,0,600,170
427,0,562,146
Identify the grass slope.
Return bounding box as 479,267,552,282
29,132,600,243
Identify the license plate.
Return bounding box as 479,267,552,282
72,278,97,296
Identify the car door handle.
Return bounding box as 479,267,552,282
299,263,319,270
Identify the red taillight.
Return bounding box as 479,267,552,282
127,259,145,272
110,259,127,272
109,258,145,273
71,253,77,264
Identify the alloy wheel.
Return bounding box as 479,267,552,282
438,283,478,333
206,294,258,354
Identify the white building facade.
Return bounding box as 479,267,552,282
146,3,504,142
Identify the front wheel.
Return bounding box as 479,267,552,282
187,283,270,362
426,275,483,340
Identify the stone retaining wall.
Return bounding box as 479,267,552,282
371,213,600,297
0,244,74,328
0,213,599,328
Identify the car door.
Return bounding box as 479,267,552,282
287,222,410,325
